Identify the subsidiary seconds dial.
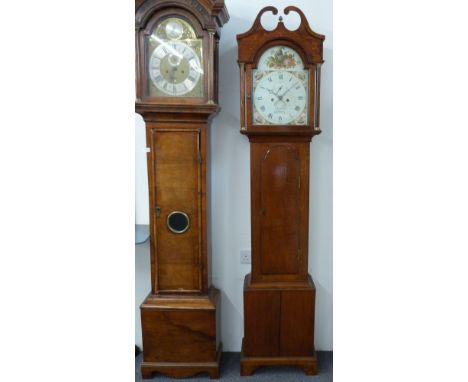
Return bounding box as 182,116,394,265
253,71,307,125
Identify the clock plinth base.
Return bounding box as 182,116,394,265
240,340,317,376
141,345,221,379
140,287,221,379
241,274,317,376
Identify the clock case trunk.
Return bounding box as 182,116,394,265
236,7,325,376
135,0,228,379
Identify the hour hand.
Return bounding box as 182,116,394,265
273,85,283,96
169,65,178,82
260,86,278,98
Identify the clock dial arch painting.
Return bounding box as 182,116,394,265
146,17,204,98
253,45,309,125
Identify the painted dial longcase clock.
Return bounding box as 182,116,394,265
135,0,228,379
237,6,325,376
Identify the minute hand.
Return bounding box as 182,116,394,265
278,82,299,100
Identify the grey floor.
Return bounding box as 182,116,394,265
135,352,332,381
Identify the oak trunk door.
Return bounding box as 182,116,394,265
259,145,301,275
151,129,202,292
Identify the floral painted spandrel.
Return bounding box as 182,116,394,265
265,47,298,69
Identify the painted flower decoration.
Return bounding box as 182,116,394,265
282,58,294,67
266,48,297,69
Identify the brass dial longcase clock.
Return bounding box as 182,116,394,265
237,6,325,376
135,0,228,379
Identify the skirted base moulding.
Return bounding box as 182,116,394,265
240,340,317,376
141,345,222,379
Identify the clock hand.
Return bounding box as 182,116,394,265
260,86,279,99
278,82,298,100
273,85,283,96
260,86,276,95
169,65,178,83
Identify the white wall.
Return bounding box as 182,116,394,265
135,114,149,225
135,0,332,351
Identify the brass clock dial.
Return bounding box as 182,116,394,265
165,20,183,39
149,41,202,96
146,17,204,98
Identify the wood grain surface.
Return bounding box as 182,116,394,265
237,6,324,376
135,0,228,378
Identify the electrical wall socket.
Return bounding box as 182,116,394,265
240,249,251,264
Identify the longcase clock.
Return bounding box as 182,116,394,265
135,0,228,379
236,6,325,376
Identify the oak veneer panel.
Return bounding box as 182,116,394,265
136,0,229,378
259,144,300,275
141,309,216,363
152,130,201,291
243,290,280,357
280,290,315,356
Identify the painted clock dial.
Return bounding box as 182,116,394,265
252,46,309,125
147,17,204,97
